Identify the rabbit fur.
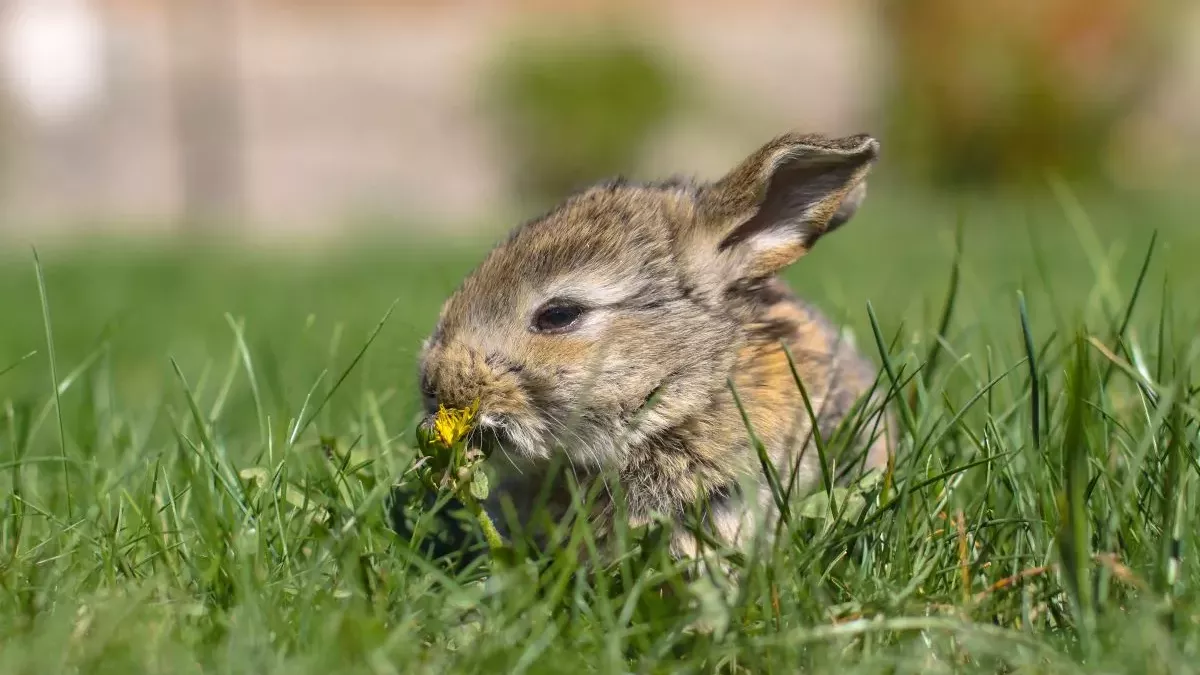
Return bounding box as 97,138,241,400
418,132,895,560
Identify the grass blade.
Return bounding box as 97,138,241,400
0,351,37,381
32,247,71,518
780,343,833,502
728,379,788,527
920,212,963,393
867,301,917,440
1017,292,1040,450
1100,231,1156,389
1058,332,1094,655
169,358,251,518
1158,375,1190,629
290,299,398,443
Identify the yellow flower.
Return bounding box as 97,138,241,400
433,400,478,448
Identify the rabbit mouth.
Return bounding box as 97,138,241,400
475,416,549,462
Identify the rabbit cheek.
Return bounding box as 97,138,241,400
530,334,592,365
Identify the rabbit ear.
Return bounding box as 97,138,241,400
698,133,878,280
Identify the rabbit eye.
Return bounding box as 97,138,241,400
532,301,586,334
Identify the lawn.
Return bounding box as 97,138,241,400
1,184,1199,673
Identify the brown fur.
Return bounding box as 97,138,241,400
418,132,895,559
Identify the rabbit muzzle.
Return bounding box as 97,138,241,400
420,340,552,461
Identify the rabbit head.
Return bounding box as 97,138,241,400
418,133,879,473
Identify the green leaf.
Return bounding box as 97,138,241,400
796,487,868,524
469,469,490,501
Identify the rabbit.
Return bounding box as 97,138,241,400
416,132,896,562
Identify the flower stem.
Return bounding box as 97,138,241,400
466,498,506,552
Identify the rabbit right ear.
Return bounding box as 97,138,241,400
692,133,878,282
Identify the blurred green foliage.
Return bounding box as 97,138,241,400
881,0,1181,187
481,30,684,204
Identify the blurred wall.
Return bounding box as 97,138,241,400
0,0,1195,240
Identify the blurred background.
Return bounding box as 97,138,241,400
0,0,1196,240
1,0,1199,424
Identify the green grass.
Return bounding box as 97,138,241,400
1,185,1199,673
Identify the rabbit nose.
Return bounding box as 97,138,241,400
422,341,498,411
425,387,486,416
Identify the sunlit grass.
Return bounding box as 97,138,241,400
1,187,1199,673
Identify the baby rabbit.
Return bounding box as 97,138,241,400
417,132,894,560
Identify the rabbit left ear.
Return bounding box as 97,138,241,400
699,133,878,280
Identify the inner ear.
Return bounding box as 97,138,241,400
695,133,878,281
826,179,867,233
718,157,865,253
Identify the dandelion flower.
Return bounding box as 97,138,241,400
433,401,478,448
